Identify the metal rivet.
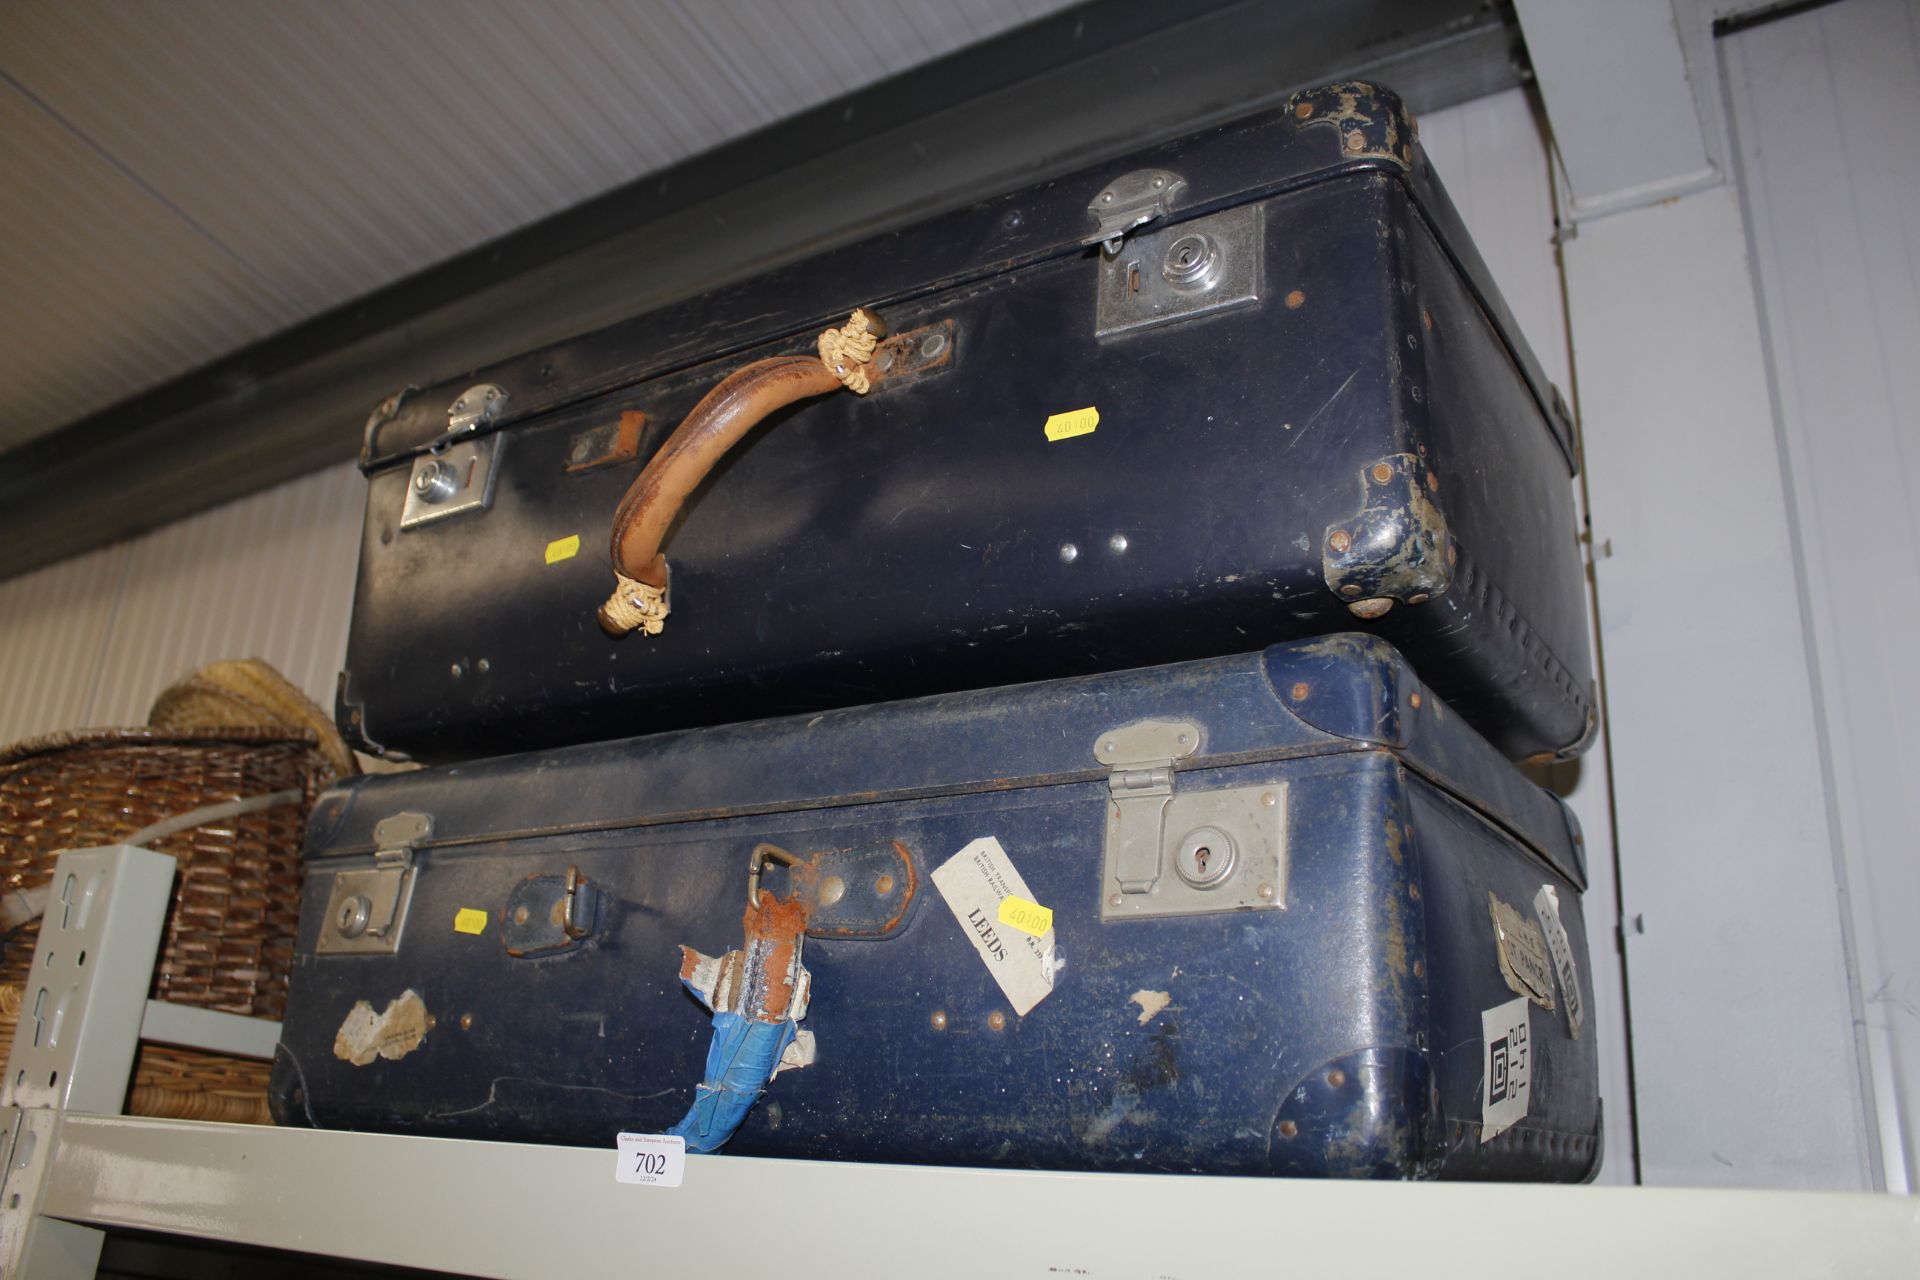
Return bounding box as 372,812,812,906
1059,542,1079,563
460,1013,474,1031
1412,959,1425,978
1371,462,1394,485
1176,733,1190,745
1346,129,1365,152
512,905,530,926
1150,176,1165,189
1261,792,1277,807
1294,101,1313,119
875,874,895,896
1285,289,1306,309
1257,883,1275,901
1407,593,1429,605
818,875,846,907
1101,741,1115,754
930,1010,949,1031
1108,532,1129,554
920,331,948,360
1328,529,1351,553
1426,470,1439,492
1279,1119,1299,1137
476,658,490,673
449,662,464,678
1409,884,1421,902
1326,1068,1347,1088
1340,584,1363,598
987,1011,1007,1032
1108,893,1124,908
1100,191,1114,204
1409,693,1422,708
1422,309,1433,331
1289,682,1309,700
1446,543,1458,566
1004,210,1023,229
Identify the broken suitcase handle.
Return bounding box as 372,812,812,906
746,843,801,910
598,309,888,638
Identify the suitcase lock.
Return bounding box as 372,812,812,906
317,812,428,956
1097,721,1288,921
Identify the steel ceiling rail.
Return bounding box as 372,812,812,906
0,0,1524,583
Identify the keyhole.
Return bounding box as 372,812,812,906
1177,246,1198,268
1194,846,1211,873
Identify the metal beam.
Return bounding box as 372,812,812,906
0,0,1525,582
38,1113,1920,1279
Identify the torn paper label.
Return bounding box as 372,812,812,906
332,989,431,1067
932,836,1059,1016
1481,995,1532,1142
1489,892,1554,1008
1534,884,1585,1040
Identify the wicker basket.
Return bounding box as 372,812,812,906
0,726,330,1123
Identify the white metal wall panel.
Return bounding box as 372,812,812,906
84,463,364,730
1722,0,1920,1192
1565,177,1873,1190
0,0,1071,453
0,545,128,747
0,464,362,744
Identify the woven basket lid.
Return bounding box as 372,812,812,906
147,659,356,781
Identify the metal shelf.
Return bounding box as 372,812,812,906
4,848,1916,1278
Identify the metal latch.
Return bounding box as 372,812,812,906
1099,720,1201,894
447,383,508,436
1084,168,1187,255
400,434,500,530
1097,721,1289,922
317,812,428,956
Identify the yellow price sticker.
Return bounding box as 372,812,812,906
545,533,581,565
453,907,489,935
1043,406,1099,442
997,894,1054,938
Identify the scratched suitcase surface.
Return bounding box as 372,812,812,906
276,635,1601,1180
340,80,1595,767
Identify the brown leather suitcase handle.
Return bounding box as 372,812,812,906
599,310,883,636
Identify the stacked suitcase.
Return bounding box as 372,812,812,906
276,82,1603,1181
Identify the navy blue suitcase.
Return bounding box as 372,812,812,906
339,81,1594,767
275,635,1601,1180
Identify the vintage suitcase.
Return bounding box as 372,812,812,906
276,635,1601,1180
340,81,1595,766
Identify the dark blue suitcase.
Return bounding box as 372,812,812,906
339,81,1594,767
275,635,1600,1180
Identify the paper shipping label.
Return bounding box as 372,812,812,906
932,837,1060,1016
1480,995,1532,1142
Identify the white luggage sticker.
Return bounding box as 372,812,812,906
615,1133,685,1187
932,837,1060,1016
1480,995,1532,1142
1533,884,1585,1040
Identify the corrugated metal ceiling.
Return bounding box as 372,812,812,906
0,0,1073,456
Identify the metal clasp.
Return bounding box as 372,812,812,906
1096,722,1289,921
1084,169,1187,255
747,843,801,909
318,812,429,955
